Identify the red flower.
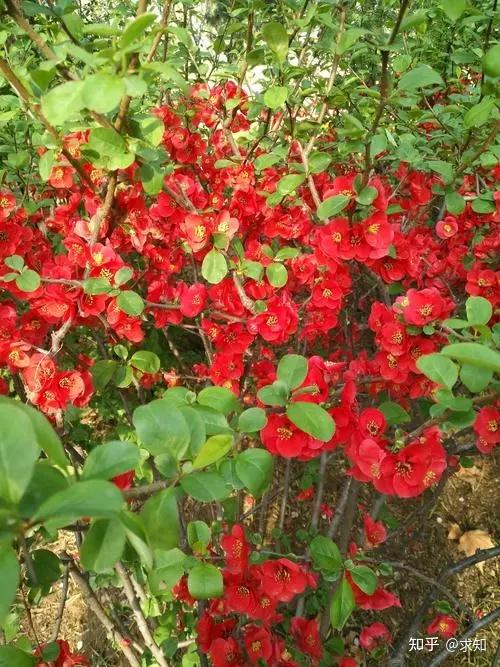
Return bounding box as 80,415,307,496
427,614,458,638
363,514,387,549
35,640,88,666
0,190,16,220
248,295,298,343
243,625,273,664
399,288,451,326
112,471,134,491
260,414,307,458
436,216,458,239
180,282,207,317
359,622,392,650
258,558,312,602
290,617,322,662
49,165,75,189
209,637,243,667
473,406,499,454
295,486,314,501
221,524,249,574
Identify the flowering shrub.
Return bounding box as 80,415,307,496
0,0,498,665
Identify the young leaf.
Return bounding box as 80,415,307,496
348,564,377,595
317,195,350,219
238,407,268,433
0,546,19,624
262,22,289,63
310,536,342,574
263,86,288,109
129,350,161,373
192,434,234,469
330,575,356,630
187,563,223,599
416,353,458,389
197,386,239,415
82,441,140,481
277,354,308,391
80,518,126,573
465,296,492,326
235,449,273,497
201,249,228,284
266,262,288,288
286,402,335,442
116,290,144,316
133,400,191,458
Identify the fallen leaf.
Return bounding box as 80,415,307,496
448,523,463,541
457,465,483,486
457,530,495,572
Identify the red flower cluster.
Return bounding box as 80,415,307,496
175,525,320,665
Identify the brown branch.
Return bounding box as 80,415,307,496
50,565,69,641
67,561,141,667
115,562,170,667
145,0,174,63
232,272,256,313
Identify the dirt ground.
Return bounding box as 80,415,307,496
22,452,499,666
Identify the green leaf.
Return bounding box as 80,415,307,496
445,191,465,215
16,269,40,292
142,62,189,93
0,547,19,624
19,463,68,518
0,403,39,503
274,247,300,261
82,74,125,113
398,64,444,91
120,511,153,569
41,81,84,125
378,401,411,425
133,400,191,458
257,381,289,406
82,441,139,481
4,255,23,271
82,277,112,295
439,0,466,21
0,646,36,667
310,536,342,574
263,86,288,109
33,480,124,524
276,174,306,196
80,518,126,572
466,296,492,326
317,194,350,219
91,360,118,391
115,267,133,287
197,386,239,416
149,548,186,594
187,521,211,550
141,488,179,551
348,564,377,595
277,354,308,391
130,350,161,373
440,343,500,373
464,97,496,130
266,262,288,288
254,152,282,171
337,28,367,54
355,186,378,206
187,563,222,599
416,353,459,389
117,290,144,316
201,249,228,284
238,408,267,433
85,128,134,171
235,449,273,497
0,398,67,468
193,405,233,436
180,471,230,501
483,43,500,78
330,575,355,630
27,549,61,588
120,13,156,48
459,364,492,393
286,402,335,442
262,22,288,63
192,434,233,469
308,152,331,174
